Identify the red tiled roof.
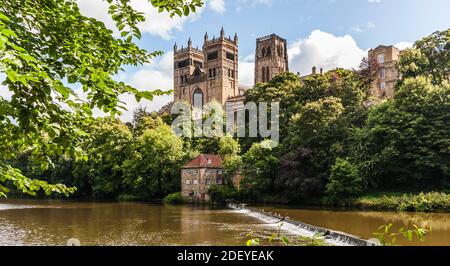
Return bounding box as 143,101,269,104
183,154,223,169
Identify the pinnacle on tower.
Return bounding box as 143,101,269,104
174,42,178,51
220,27,225,39
234,32,238,44
188,37,192,48
204,32,208,42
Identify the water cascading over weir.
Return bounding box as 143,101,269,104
228,203,379,246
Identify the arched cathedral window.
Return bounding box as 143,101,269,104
193,88,203,109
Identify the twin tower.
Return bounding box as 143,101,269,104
173,28,289,108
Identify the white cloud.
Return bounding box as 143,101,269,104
208,0,226,14
351,21,376,33
239,54,255,87
77,0,202,40
288,30,366,76
395,41,414,50
368,0,381,3
119,51,175,122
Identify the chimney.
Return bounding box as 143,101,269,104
312,66,317,75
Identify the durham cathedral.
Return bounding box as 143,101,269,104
171,28,289,109
166,27,401,112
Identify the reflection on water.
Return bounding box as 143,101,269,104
0,200,281,246
259,206,450,246
1,200,449,246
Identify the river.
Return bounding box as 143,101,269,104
0,200,449,246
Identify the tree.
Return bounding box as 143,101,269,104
0,0,203,197
123,124,186,199
72,118,133,198
241,141,279,196
326,158,362,201
350,77,450,189
279,97,345,198
131,108,165,136
219,135,243,179
398,29,449,86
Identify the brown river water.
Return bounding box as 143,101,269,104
0,199,449,246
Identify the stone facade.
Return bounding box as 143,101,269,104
173,28,240,108
181,154,243,202
368,45,401,98
254,34,289,84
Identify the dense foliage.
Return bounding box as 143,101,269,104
235,29,449,203
2,1,447,208
0,0,203,197
326,158,362,201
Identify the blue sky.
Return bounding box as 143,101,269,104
2,0,449,121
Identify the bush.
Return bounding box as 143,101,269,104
163,192,185,204
326,158,362,201
208,185,238,205
357,192,450,212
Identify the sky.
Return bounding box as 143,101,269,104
2,0,450,122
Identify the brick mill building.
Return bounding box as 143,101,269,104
181,154,242,202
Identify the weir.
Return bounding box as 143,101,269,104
228,203,379,246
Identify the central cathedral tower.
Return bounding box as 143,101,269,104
254,34,289,84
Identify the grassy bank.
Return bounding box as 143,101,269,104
353,192,450,212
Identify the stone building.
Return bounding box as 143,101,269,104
254,34,289,84
171,31,289,114
181,154,242,202
368,45,401,98
173,28,241,108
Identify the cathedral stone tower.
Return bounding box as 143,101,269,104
254,34,289,84
173,28,239,108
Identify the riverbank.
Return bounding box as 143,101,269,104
237,191,450,213
352,192,450,212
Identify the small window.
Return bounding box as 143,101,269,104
380,68,386,79
217,179,223,185
262,67,266,82
380,82,386,90
226,52,235,61
185,179,191,185
266,46,271,57
377,53,385,64
207,51,218,61
218,169,223,175
193,179,199,185
177,59,189,68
